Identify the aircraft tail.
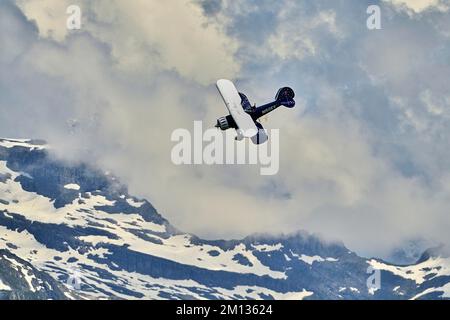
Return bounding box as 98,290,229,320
275,87,295,108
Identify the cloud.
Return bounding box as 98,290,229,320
383,0,449,13
268,6,343,60
1,0,450,259
16,0,240,84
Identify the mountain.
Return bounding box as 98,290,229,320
385,238,440,265
0,138,449,300
0,249,67,299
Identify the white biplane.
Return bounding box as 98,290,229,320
215,79,295,144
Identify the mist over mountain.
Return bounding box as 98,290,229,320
0,139,449,300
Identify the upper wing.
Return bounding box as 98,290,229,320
216,79,258,138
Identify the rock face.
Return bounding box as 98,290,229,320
0,249,67,299
0,138,449,300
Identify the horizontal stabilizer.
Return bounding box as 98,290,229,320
275,87,295,108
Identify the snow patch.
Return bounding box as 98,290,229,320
338,287,360,294
412,283,450,300
0,139,45,150
0,279,11,291
252,243,283,252
290,251,339,265
126,198,145,208
64,184,80,191
214,285,313,300
368,257,450,285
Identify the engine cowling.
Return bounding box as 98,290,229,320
215,115,237,131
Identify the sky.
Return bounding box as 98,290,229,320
1,0,450,258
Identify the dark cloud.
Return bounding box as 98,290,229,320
198,0,223,15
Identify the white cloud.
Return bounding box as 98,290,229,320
15,0,71,41
384,0,449,13
16,0,240,84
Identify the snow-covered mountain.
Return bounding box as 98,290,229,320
0,138,449,300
